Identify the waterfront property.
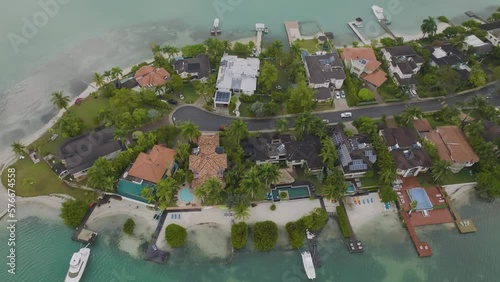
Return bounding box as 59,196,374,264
243,133,324,174
330,126,377,179
134,65,171,89
425,126,479,173
301,50,345,90
189,134,228,188
116,179,153,203
271,184,311,201
479,20,500,47
284,21,301,45
126,144,177,184
215,53,260,96
424,43,470,78
58,126,124,181
173,54,211,82
462,35,494,56
341,47,387,87
381,46,425,90
380,127,433,177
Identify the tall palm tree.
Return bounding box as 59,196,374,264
151,42,163,57
240,167,262,199
179,121,201,143
275,118,289,134
431,160,451,183
420,16,438,38
175,141,192,170
227,119,249,144
233,204,250,221
96,107,113,126
258,163,281,190
194,185,209,204
379,168,397,185
293,112,313,140
464,121,484,138
410,200,418,212
402,106,424,125
101,176,115,192
103,70,112,82
140,186,156,206
92,72,105,88
199,178,223,204
50,91,71,112
11,141,26,156
162,45,179,59
110,67,123,80
467,95,488,109
156,178,178,209
319,138,337,169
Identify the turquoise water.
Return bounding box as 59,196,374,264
179,188,194,203
408,188,433,210
347,183,356,193
272,185,311,200
1,192,500,281
116,179,152,203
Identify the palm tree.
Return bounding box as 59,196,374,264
379,168,397,185
420,16,438,38
293,112,313,140
233,204,250,221
50,91,71,112
101,176,115,192
156,178,178,209
22,177,35,190
162,45,179,59
227,119,249,144
319,138,337,169
151,42,163,57
92,72,105,88
11,141,26,156
323,184,338,202
258,163,280,190
402,106,424,125
179,121,201,143
96,107,113,126
103,70,112,82
410,200,418,212
194,185,209,204
110,67,123,80
275,118,289,134
140,186,156,206
431,160,451,183
113,128,127,144
175,141,192,170
467,95,488,109
240,167,262,199
199,178,224,204
464,121,484,138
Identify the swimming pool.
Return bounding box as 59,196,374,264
346,183,355,194
180,188,194,203
408,188,433,211
271,185,311,201
117,179,153,203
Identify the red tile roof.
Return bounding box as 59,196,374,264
413,119,432,133
189,135,227,188
341,47,382,71
134,65,170,87
426,126,479,164
128,145,177,184
361,69,387,87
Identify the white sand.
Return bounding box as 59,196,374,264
374,22,451,43
14,195,70,221
443,182,477,206
344,193,390,230
245,199,322,225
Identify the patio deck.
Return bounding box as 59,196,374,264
284,21,301,45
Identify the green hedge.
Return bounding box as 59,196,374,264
165,224,187,248
252,221,279,251
336,206,351,238
231,222,249,249
384,98,402,103
285,219,306,249
122,218,135,235
357,101,378,106
239,94,258,102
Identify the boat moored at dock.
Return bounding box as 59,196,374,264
210,18,221,35
65,245,90,282
372,5,390,24
301,251,316,280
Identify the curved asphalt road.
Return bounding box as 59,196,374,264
172,82,500,131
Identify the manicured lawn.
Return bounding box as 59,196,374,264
31,95,110,156
359,173,381,188
180,84,199,104
417,170,476,186
378,81,406,101
1,158,95,201
238,96,277,117
297,39,322,53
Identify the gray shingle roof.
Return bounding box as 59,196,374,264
304,52,345,84
314,87,332,100
173,54,211,79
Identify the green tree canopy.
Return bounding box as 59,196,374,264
469,64,487,87
86,157,116,191
10,141,26,156
286,81,315,113
232,42,252,57
122,218,135,235
60,199,88,228
357,88,374,102
379,186,397,203
258,62,278,92
420,16,438,38
51,91,71,112
59,115,84,137
252,221,279,251
165,224,187,247
181,44,207,57
231,222,249,249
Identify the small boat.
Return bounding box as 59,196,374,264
264,27,269,34
213,18,220,29
65,245,90,282
372,5,390,24
301,251,316,280
354,17,364,27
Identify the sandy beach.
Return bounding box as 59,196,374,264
14,195,71,221
375,22,451,42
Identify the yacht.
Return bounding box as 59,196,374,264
372,5,391,24
65,245,90,282
213,18,220,29
301,251,316,280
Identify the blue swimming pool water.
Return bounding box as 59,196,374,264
385,202,390,210
180,188,194,203
116,179,152,203
346,183,355,193
271,185,311,201
408,188,433,210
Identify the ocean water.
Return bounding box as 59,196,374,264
1,191,500,281
0,0,499,163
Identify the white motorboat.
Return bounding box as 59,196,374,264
301,251,316,280
65,246,90,282
372,5,390,24
213,18,220,29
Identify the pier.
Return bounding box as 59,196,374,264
347,22,370,45
255,23,266,56
465,11,487,24
402,212,432,257
71,195,110,244
377,20,397,39
284,21,301,46
441,186,477,234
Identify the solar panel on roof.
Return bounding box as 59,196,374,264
215,91,231,102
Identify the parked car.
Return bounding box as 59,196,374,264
340,91,346,99
74,98,83,105
179,94,185,100
340,112,352,118
218,125,225,131
167,99,178,105
322,119,330,124
335,92,341,99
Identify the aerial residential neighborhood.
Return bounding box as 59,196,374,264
2,5,500,281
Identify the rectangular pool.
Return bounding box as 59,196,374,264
408,188,433,211
271,185,311,201
117,179,154,203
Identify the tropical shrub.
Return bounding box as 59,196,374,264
357,88,374,102
239,94,258,103
285,219,306,249
122,218,135,235
336,206,351,238
252,221,279,251
60,199,88,228
301,208,329,231
165,224,187,248
270,204,276,211
231,222,249,249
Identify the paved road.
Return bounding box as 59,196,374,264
172,82,500,131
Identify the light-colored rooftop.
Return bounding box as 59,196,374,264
464,35,487,47
216,54,260,95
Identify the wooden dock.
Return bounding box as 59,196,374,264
442,187,477,233
402,212,432,257
377,20,397,39
347,22,370,45
465,11,487,23
255,30,263,56
284,21,301,46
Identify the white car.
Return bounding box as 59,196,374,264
179,94,185,100
340,91,346,99
322,119,330,124
335,92,341,99
340,112,352,118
